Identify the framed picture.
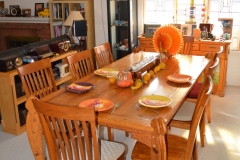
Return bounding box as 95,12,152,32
200,31,208,40
0,1,4,8
181,24,192,36
35,3,44,16
218,18,233,39
144,24,161,37
199,23,213,33
22,9,31,17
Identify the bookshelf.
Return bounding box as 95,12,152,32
48,0,95,51
0,50,77,135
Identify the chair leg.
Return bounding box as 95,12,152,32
206,97,211,123
199,110,206,147
107,127,114,141
125,132,129,137
193,139,198,160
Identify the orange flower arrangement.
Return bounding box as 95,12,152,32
153,24,184,55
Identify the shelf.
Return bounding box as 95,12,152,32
17,96,27,105
56,75,72,86
107,0,137,60
0,50,78,135
0,17,49,23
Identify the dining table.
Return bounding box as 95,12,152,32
26,51,210,159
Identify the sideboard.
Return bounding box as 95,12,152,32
138,36,231,97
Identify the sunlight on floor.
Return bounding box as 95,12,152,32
205,125,214,144
218,128,240,154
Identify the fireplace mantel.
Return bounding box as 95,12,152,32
0,17,49,23
0,18,51,51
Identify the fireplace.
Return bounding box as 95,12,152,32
0,21,51,51
5,36,40,49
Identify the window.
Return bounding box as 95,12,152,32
144,0,240,50
208,0,240,50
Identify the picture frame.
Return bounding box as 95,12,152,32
22,9,31,17
199,23,213,33
144,24,161,38
0,1,4,8
200,31,208,40
181,24,192,36
35,3,44,16
218,18,233,39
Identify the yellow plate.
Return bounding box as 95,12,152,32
94,68,119,77
139,95,171,108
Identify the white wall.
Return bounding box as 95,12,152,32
4,0,48,16
227,51,240,86
93,0,108,46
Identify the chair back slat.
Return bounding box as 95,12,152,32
32,99,101,160
94,42,114,69
179,36,194,55
17,58,57,98
67,50,95,82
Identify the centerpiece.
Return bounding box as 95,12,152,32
152,24,184,59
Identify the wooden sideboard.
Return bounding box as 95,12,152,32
138,36,231,97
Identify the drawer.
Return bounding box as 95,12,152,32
192,44,199,51
140,40,154,48
200,44,225,52
139,47,156,52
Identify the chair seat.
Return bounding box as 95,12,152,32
100,139,126,160
187,83,202,99
131,134,188,160
68,138,126,160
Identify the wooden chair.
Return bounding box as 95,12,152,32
186,46,223,123
66,49,95,82
66,49,115,141
17,58,57,159
169,48,222,148
16,58,57,99
94,42,114,69
132,75,213,160
31,97,126,160
179,36,194,55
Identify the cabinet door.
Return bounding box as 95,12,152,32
107,0,137,60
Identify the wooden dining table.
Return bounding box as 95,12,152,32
27,52,210,159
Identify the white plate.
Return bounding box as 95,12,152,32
139,95,171,108
167,74,192,83
94,68,119,77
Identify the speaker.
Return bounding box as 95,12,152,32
72,20,87,36
0,47,25,72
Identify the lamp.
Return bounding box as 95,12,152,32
63,11,84,43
